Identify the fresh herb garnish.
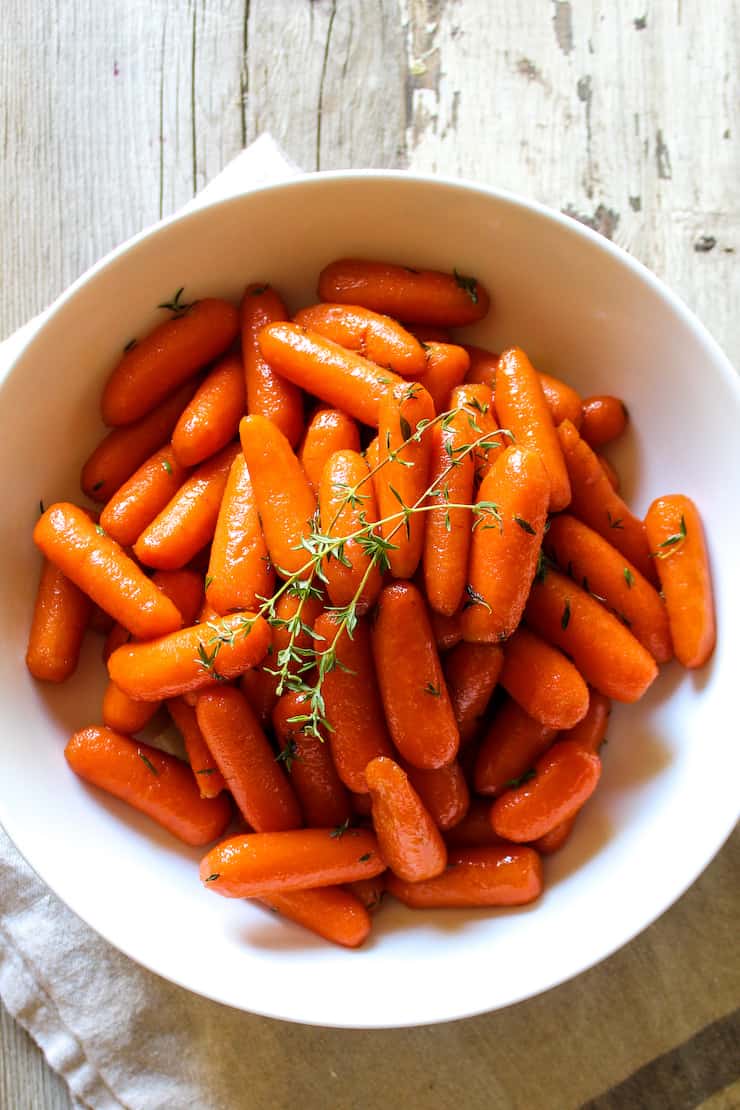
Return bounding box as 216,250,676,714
92,480,105,492
330,818,351,839
424,682,441,697
514,516,536,535
505,768,536,789
157,287,194,315
204,873,220,882
453,268,479,304
162,459,173,475
123,338,138,352
623,567,635,588
607,511,624,530
652,514,687,559
463,583,492,612
137,749,159,776
561,598,571,630
358,852,372,862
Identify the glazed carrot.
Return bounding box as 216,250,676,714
538,372,583,429
350,791,373,817
403,760,470,831
108,611,270,701
241,283,304,447
259,887,371,948
449,382,505,478
460,445,550,643
272,692,352,828
103,620,131,662
318,258,490,326
99,446,188,547
313,614,395,794
430,609,464,652
134,442,240,571
26,559,92,682
474,698,557,797
365,757,447,881
271,591,324,678
422,406,475,615
205,453,274,615
490,738,601,842
561,690,611,754
151,568,204,626
293,303,427,378
196,687,301,831
88,605,114,636
299,408,361,493
65,726,231,846
239,413,317,577
171,352,246,467
443,641,504,743
421,343,470,412
580,395,627,447
346,874,386,912
102,682,159,735
199,828,386,897
463,344,499,391
495,348,571,511
258,323,404,427
499,627,589,730
525,569,658,701
598,454,620,492
532,817,577,855
444,800,507,849
372,582,459,770
375,383,434,578
81,381,197,502
557,419,655,582
166,697,226,798
240,659,280,725
645,495,715,668
545,514,673,662
386,845,543,908
404,324,451,344
102,298,239,426
34,503,182,640
319,450,382,610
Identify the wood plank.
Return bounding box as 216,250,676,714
0,1003,71,1110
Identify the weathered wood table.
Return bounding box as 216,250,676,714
2,3,738,1107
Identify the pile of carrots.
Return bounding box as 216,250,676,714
27,257,715,949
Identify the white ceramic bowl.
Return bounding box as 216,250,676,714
2,173,738,1028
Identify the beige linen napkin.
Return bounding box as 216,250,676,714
1,136,738,1110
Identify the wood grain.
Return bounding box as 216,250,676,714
1,1,738,1107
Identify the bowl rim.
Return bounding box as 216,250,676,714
3,168,739,1027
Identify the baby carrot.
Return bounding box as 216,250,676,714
375,383,434,579
272,692,352,828
365,757,447,881
88,606,114,636
108,611,270,700
258,323,405,427
81,381,197,503
525,568,658,701
166,697,226,798
240,665,281,725
405,324,451,343
260,887,371,948
556,419,655,582
271,591,325,678
532,817,577,855
372,582,460,770
562,690,611,754
151,569,204,626
599,454,620,492
293,303,427,378
645,495,715,668
421,343,470,412
196,687,301,831
171,352,246,468
474,698,557,796
102,298,239,426
495,347,571,511
490,739,601,842
545,514,673,662
103,621,131,662
538,372,583,429
102,681,160,735
65,726,231,846
444,800,507,849
26,559,92,682
386,845,543,908
99,446,188,547
299,408,361,493
134,442,240,571
580,395,627,447
499,626,589,730
240,413,317,578
200,828,386,898
463,344,499,391
346,875,386,913
319,449,382,611
318,258,490,326
205,453,274,615
403,760,470,831
241,283,304,447
449,382,504,478
431,609,464,652
443,641,504,743
313,614,395,793
34,503,182,640
460,445,550,643
422,406,475,616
